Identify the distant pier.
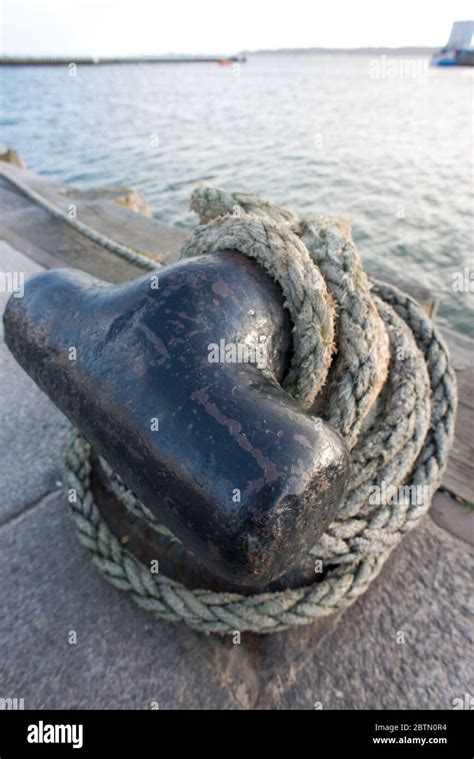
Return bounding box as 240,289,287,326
0,55,246,66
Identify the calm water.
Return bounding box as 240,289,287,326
1,55,472,333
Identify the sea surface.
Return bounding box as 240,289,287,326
1,54,472,333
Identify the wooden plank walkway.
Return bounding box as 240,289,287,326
0,161,187,279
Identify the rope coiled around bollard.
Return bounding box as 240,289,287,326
64,186,457,634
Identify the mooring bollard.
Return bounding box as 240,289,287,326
3,249,350,588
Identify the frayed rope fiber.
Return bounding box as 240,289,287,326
64,185,457,634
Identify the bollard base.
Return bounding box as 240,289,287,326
89,451,323,595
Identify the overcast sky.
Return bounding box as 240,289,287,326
1,0,473,56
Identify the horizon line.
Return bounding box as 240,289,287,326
0,46,441,61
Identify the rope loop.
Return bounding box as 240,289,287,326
64,185,457,634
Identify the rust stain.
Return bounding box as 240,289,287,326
212,280,230,298
175,311,211,337
293,433,312,449
192,388,279,484
137,322,171,364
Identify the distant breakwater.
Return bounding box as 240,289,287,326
0,55,246,66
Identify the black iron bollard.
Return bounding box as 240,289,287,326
3,249,350,587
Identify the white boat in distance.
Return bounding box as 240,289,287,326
432,20,474,66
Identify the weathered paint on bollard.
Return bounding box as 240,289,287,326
3,249,350,587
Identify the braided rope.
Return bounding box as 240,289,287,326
64,185,457,634
181,214,336,408
0,169,160,271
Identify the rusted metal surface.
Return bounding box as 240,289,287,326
4,249,350,587
90,452,324,593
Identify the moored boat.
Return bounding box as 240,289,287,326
432,20,474,66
